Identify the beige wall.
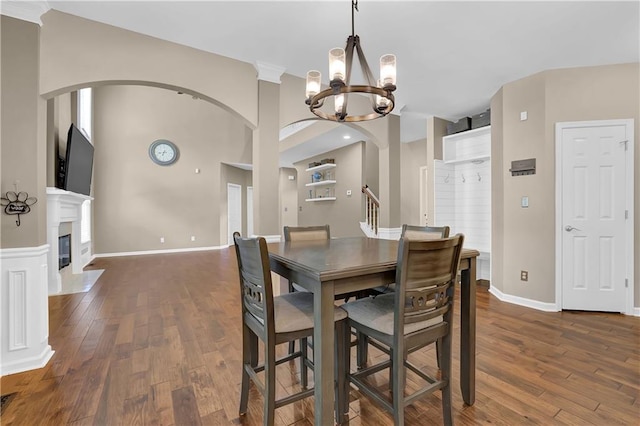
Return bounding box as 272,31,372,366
39,10,258,128
279,167,299,234
492,63,639,306
364,140,380,196
92,85,251,253
1,16,47,248
45,92,73,187
252,80,281,236
295,142,365,237
400,139,427,226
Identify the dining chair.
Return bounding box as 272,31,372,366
283,225,331,293
373,224,450,295
233,232,349,425
359,224,451,368
284,225,374,357
341,234,464,426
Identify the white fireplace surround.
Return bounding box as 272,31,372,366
46,187,92,294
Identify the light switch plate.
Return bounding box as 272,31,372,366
521,196,529,208
520,111,528,121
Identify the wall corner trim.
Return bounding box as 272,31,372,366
0,0,50,25
489,286,559,312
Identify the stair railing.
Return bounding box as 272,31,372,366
361,185,379,236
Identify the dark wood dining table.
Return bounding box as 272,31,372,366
268,237,478,425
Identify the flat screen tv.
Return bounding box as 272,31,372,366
63,123,94,196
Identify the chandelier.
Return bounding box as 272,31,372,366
305,0,396,122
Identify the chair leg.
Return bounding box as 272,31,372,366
392,347,405,426
239,325,254,416
334,319,349,424
356,331,368,369
300,337,308,389
288,281,296,355
440,334,453,426
436,339,441,369
263,338,276,426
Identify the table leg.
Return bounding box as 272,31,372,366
460,257,477,406
313,280,336,425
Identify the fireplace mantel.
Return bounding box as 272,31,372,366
46,187,92,294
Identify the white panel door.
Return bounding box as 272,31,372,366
561,124,628,312
227,183,242,245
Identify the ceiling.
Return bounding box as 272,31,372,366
46,0,639,166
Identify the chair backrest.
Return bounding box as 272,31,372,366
394,234,464,333
233,232,275,338
284,225,330,242
401,224,450,240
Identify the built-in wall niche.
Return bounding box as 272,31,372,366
434,126,491,282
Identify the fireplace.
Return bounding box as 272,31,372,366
47,187,92,294
59,234,71,270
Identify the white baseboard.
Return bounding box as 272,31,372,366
491,286,640,316
488,286,559,312
262,235,282,243
0,345,54,377
95,245,229,258
359,222,402,240
96,235,282,258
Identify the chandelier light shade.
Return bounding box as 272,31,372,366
305,0,396,122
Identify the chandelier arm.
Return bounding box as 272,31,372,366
354,38,377,88
339,36,358,120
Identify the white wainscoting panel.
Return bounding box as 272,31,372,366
8,270,28,350
1,245,54,376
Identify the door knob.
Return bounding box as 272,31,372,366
565,225,582,232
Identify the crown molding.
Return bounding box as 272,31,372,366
0,0,50,25
254,61,286,84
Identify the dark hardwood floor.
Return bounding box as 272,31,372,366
1,248,639,425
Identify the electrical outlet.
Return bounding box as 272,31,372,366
521,270,528,281
160,237,165,243
191,236,196,242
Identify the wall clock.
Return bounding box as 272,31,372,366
149,139,179,166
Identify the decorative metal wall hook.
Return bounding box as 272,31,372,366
477,172,482,182
462,174,466,183
444,174,450,183
1,191,37,226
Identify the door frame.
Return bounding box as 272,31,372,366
419,166,428,225
227,183,242,245
555,119,634,314
247,186,254,237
